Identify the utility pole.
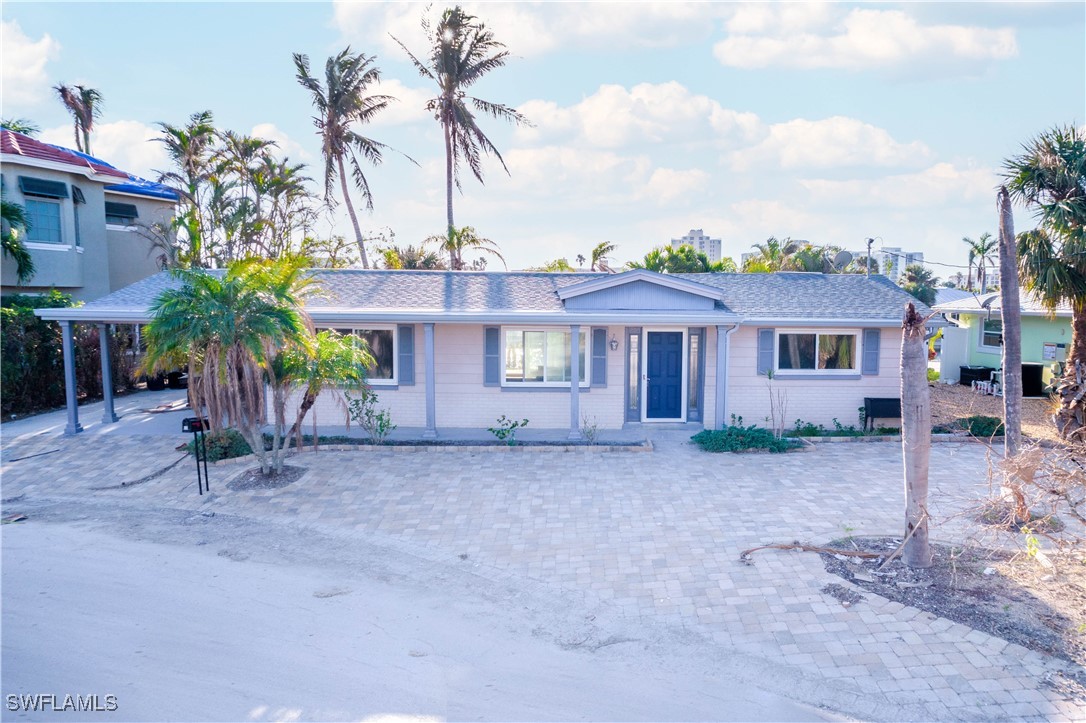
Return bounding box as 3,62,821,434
865,238,874,277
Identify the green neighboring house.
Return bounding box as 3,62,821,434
935,290,1072,389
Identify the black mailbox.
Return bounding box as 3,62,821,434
182,416,206,433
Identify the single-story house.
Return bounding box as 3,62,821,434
36,269,926,437
935,290,1072,391
1,129,178,301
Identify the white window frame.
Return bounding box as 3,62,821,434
24,197,65,245
774,328,861,374
978,318,1003,353
320,324,398,385
500,326,590,388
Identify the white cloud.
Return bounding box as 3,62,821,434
333,2,726,57
731,116,932,171
715,7,1017,72
517,82,762,150
40,120,167,180
250,122,312,161
638,168,712,205
799,162,999,208
1,20,60,107
368,79,432,126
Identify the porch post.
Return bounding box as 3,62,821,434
98,323,118,424
422,322,437,439
714,325,730,429
568,324,582,440
60,320,83,435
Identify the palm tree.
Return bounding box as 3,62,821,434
425,226,505,270
962,233,997,292
901,302,933,568
1003,124,1086,440
627,245,735,273
1,192,35,283
381,242,447,270
143,257,312,474
53,84,103,154
744,236,802,272
393,6,529,267
294,48,402,270
154,111,218,267
590,242,616,271
1,119,40,136
899,264,940,306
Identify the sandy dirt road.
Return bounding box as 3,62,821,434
2,516,828,722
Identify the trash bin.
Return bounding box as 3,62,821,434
1022,363,1045,397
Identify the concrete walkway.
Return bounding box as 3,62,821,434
1,394,1083,721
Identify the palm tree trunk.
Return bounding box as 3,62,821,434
998,188,1023,457
1054,309,1086,440
337,155,370,269
73,121,83,153
443,120,457,269
901,303,933,568
83,127,92,156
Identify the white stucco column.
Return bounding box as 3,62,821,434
422,322,437,439
714,325,736,429
568,324,582,440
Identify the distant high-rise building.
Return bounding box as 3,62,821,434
669,229,722,263
879,247,924,283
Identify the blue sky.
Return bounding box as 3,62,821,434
3,1,1083,273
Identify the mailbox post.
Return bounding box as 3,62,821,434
182,417,210,495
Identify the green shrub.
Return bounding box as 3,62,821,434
187,428,252,462
791,419,824,437
927,368,940,383
961,415,1005,438
691,425,801,453
1,291,137,416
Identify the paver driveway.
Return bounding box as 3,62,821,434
2,429,1083,721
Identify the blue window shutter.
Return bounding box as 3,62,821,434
591,327,607,387
398,325,415,385
862,329,881,375
757,328,774,375
484,327,500,386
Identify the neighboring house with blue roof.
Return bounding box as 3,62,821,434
38,268,924,438
1,129,178,301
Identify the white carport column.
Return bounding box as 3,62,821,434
422,323,437,439
60,320,83,435
568,324,582,440
98,323,119,424
714,325,736,430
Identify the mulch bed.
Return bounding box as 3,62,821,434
930,382,1059,443
227,464,306,491
819,537,1086,688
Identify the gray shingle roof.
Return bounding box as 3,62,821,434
78,269,925,321
934,290,1072,317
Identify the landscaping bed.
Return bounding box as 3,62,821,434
820,536,1086,699
930,382,1059,443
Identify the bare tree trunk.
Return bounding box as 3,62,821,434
443,120,457,269
901,303,933,569
337,156,370,269
998,187,1023,456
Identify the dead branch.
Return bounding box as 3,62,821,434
739,543,881,563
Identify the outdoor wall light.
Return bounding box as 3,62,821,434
609,334,619,351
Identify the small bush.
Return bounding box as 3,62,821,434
691,425,802,454
187,428,252,462
961,415,1005,438
489,415,528,446
791,419,824,437
927,368,940,383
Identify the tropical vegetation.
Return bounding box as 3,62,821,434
393,5,529,266
628,244,737,273
1,192,34,283
962,232,997,292
53,83,103,154
142,256,374,475
425,225,506,270
899,264,941,306
1003,124,1086,440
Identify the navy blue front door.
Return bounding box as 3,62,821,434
646,332,683,419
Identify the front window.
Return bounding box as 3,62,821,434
504,328,586,385
777,332,857,372
25,199,62,243
627,331,640,415
981,319,1003,349
332,327,396,382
